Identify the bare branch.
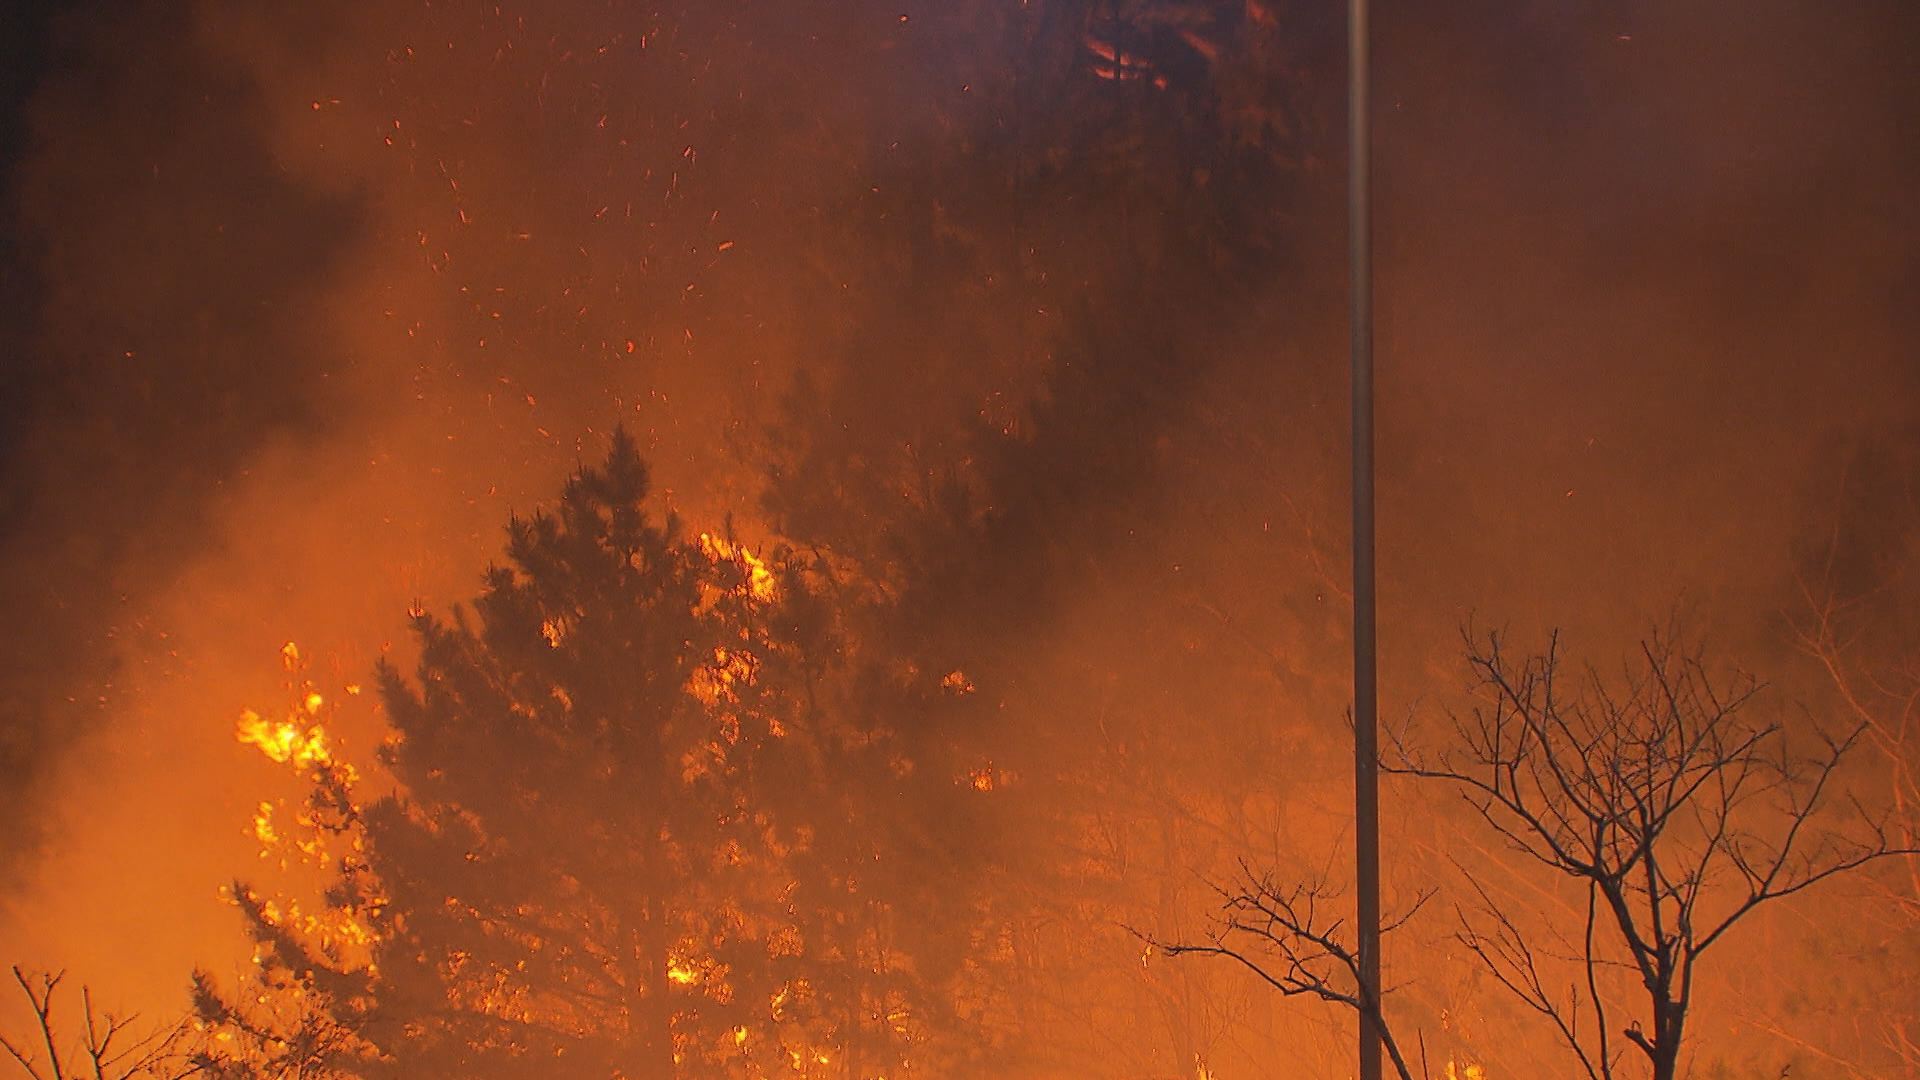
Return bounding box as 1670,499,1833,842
0,970,200,1080
1148,861,1427,1080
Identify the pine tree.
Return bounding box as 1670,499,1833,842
196,431,991,1078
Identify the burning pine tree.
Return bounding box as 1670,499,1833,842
196,431,1020,1078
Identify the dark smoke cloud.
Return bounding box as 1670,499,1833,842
1370,0,1920,646
0,0,360,866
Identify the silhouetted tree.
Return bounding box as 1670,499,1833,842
0,968,201,1080
195,431,987,1078
1167,627,1914,1080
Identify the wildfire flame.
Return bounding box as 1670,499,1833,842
699,532,777,602
236,709,333,767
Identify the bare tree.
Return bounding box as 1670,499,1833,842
1165,627,1913,1080
1157,863,1430,1080
0,968,203,1080
1399,628,1915,1080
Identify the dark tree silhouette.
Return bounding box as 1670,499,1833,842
194,431,988,1078
1166,627,1914,1080
1158,867,1429,1079
0,968,201,1080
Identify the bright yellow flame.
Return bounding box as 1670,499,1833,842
237,709,333,767
699,533,777,602
252,802,279,848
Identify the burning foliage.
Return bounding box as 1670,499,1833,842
196,433,1033,1077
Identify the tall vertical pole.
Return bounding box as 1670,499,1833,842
1349,0,1382,1076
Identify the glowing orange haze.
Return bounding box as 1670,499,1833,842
0,1,1912,1075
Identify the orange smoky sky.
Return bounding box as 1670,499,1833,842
0,0,1912,1072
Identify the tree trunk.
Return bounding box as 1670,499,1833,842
635,905,677,1079
1648,1000,1686,1080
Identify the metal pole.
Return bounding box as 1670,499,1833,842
1349,0,1382,1076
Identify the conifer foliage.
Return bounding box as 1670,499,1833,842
196,431,977,1078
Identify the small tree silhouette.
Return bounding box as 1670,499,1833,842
1164,626,1914,1080
0,968,201,1080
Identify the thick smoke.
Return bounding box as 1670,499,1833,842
0,0,1913,1071
0,0,361,863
